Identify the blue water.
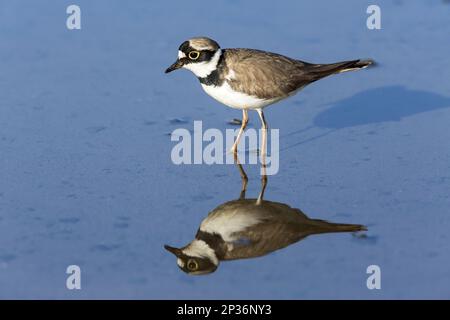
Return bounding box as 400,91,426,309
0,0,449,299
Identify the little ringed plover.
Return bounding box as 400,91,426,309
165,37,373,155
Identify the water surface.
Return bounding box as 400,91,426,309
0,0,449,299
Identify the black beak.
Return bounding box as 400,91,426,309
165,60,183,73
164,245,183,257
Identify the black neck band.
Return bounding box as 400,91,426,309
198,51,225,86
196,230,227,260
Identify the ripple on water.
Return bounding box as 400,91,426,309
59,217,80,224
0,254,16,263
90,244,121,252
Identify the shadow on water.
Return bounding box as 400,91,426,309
314,85,450,129
283,86,450,150
164,161,366,275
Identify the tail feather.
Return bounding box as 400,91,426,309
307,59,374,80
338,59,374,73
308,219,368,234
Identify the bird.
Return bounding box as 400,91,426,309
165,37,374,155
164,163,367,275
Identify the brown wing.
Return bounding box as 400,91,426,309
224,49,316,100
221,200,366,261
224,49,372,100
223,220,309,260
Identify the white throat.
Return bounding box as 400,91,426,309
181,239,219,266
183,49,222,78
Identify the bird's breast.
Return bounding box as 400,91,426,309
200,208,265,242
200,82,276,110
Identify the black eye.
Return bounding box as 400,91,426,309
187,259,199,271
188,51,200,60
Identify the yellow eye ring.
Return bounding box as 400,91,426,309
188,51,200,60
187,259,199,271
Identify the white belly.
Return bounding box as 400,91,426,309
200,209,263,242
201,82,279,110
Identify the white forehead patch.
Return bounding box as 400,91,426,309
177,258,185,268
178,50,186,59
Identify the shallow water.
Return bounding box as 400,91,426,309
0,0,449,299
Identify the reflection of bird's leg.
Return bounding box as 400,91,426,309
234,155,248,199
256,108,268,204
230,109,248,154
256,173,268,205
256,109,267,158
256,152,268,205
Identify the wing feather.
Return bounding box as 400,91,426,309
224,49,315,99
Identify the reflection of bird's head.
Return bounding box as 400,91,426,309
164,240,219,275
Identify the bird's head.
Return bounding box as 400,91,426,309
165,37,222,78
164,240,219,275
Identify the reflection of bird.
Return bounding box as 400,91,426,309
165,37,373,154
165,163,366,275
